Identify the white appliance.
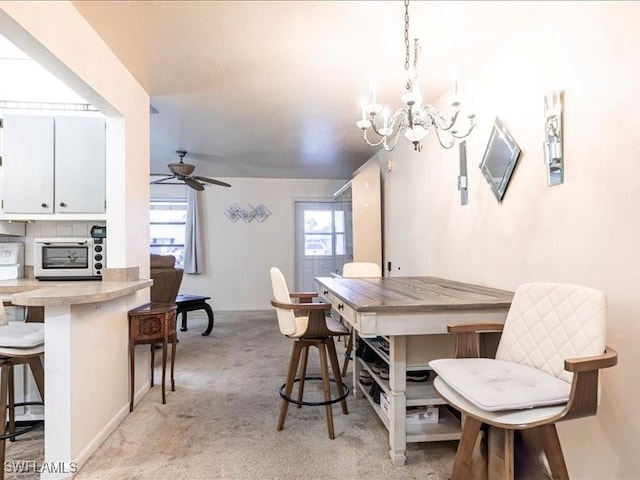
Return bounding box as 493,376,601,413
0,243,24,280
34,237,105,280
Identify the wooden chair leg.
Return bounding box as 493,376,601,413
0,361,10,476
25,356,45,401
318,342,335,439
451,416,483,480
296,345,309,409
538,424,569,480
277,341,302,431
488,427,514,480
326,337,348,414
341,330,353,377
8,365,15,442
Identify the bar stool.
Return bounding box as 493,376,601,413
0,320,45,480
270,267,349,439
339,262,382,376
128,302,177,412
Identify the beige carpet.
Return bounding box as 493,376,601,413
6,311,459,479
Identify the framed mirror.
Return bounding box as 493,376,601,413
479,117,521,202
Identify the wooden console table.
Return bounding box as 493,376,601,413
316,276,513,466
175,294,214,336
128,302,178,412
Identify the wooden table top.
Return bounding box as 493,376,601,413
316,276,514,314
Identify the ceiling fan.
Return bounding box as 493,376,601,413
151,150,231,191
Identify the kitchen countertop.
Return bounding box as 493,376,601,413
0,278,152,306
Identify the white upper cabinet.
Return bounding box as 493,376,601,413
2,114,106,215
54,116,106,213
3,115,55,213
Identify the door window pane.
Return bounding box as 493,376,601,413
335,233,345,256
304,210,333,233
304,234,332,256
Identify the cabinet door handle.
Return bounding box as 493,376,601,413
323,290,328,295
338,303,344,311
41,203,48,208
59,202,67,207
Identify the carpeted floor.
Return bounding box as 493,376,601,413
5,311,459,479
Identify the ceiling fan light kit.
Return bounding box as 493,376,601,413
151,150,231,190
356,0,476,152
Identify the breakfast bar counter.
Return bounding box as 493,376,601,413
0,278,152,479
8,279,152,305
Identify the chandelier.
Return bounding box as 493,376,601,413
356,0,476,152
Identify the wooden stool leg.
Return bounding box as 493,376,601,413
451,416,483,480
341,329,353,377
25,356,44,401
296,346,309,409
171,335,177,392
129,340,135,412
326,337,348,414
278,341,302,431
538,424,569,480
8,365,15,442
318,342,335,439
0,361,10,476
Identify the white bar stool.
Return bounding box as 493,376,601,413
0,306,44,480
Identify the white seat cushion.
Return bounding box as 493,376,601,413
0,323,45,349
430,357,570,412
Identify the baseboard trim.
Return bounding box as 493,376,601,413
72,380,151,475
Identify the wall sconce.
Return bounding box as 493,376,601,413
458,141,468,206
544,90,564,186
223,203,271,223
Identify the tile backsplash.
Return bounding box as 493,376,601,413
0,221,105,266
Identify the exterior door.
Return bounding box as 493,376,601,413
295,201,347,291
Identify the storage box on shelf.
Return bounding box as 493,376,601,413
355,334,461,443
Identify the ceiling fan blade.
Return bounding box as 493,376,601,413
184,177,205,191
150,175,175,184
193,176,231,188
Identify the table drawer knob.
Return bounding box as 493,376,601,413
338,303,344,311
323,290,329,295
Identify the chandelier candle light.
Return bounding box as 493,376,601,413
356,0,476,152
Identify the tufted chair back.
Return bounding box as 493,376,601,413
495,282,607,383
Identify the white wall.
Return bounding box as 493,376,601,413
0,0,151,468
376,3,639,478
152,177,346,310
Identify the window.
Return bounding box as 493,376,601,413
302,208,346,257
150,198,187,267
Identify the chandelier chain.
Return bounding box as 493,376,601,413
404,0,411,90
356,0,476,152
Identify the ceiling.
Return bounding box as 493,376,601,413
70,1,541,181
